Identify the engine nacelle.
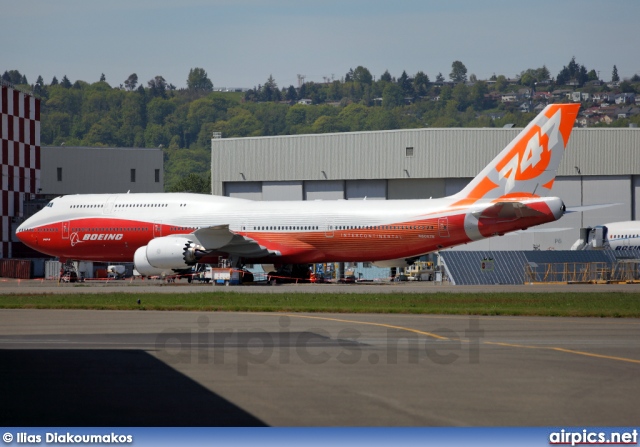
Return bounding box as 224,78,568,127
134,236,204,271
133,246,173,277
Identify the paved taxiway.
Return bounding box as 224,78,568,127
1,308,639,426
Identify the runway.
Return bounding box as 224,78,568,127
1,309,639,426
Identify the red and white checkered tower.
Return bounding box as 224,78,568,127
1,83,41,258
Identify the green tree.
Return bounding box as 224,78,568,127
452,82,470,111
285,104,308,129
470,81,488,111
495,75,508,92
84,116,119,146
147,76,167,98
187,67,213,91
147,97,176,125
352,66,373,85
124,73,138,91
619,80,635,93
40,111,72,144
2,70,25,85
413,71,429,97
164,147,211,191
398,70,413,97
260,75,281,102
380,70,392,82
312,115,347,133
365,108,398,130
285,85,298,102
214,108,261,137
144,123,170,148
612,65,620,83
186,94,233,138
61,75,72,88
168,173,211,193
338,103,370,131
382,83,404,109
449,61,467,83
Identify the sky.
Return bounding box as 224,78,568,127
3,0,640,90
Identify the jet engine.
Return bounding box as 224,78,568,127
133,236,206,274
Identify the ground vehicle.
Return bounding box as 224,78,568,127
190,265,212,283
338,274,356,284
212,267,240,285
107,265,126,279
60,271,78,283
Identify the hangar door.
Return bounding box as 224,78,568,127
388,179,446,200
304,180,345,200
225,182,262,200
345,180,386,200
263,181,303,201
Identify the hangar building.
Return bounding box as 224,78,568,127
211,126,640,251
40,146,164,195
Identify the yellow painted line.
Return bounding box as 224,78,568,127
282,314,640,365
484,341,540,350
485,342,640,364
550,347,640,365
284,314,450,340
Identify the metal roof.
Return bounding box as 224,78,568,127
212,128,640,186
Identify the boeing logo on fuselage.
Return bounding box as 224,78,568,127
615,245,640,250
82,234,124,241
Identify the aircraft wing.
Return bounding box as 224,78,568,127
473,201,545,220
192,225,280,258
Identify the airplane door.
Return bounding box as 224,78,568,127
103,195,118,215
153,221,162,238
438,217,450,238
62,221,70,239
325,220,335,238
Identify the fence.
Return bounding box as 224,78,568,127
524,260,640,284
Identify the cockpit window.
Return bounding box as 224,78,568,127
46,201,54,208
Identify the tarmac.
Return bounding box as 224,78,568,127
1,291,639,426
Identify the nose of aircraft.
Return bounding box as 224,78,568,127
15,221,35,247
15,223,28,242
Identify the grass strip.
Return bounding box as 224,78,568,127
0,292,639,317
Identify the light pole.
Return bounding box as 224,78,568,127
575,166,583,228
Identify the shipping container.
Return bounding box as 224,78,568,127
0,259,32,279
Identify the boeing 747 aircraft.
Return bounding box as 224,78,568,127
16,104,580,276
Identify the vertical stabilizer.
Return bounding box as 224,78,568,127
453,104,580,205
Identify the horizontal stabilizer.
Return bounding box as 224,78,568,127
507,227,572,235
564,203,622,213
